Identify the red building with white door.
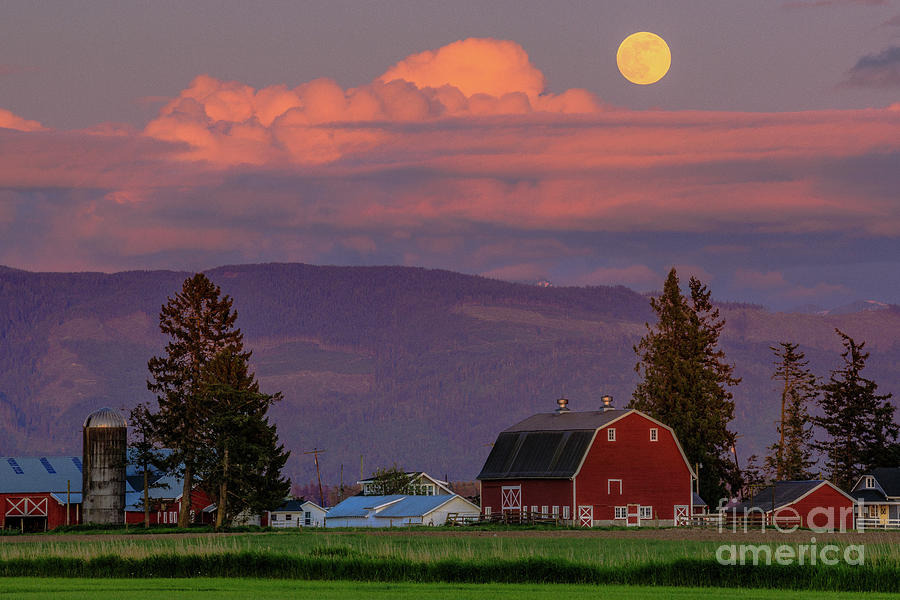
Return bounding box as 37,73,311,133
477,398,696,527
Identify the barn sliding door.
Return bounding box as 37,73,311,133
578,505,593,528
501,486,521,512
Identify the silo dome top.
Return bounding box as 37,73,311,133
83,407,128,428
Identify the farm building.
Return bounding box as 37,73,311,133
325,494,479,527
692,492,708,515
850,468,900,528
358,471,452,495
728,480,856,530
269,499,327,528
0,456,84,531
123,468,214,526
477,397,696,527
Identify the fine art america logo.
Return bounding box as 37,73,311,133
713,498,867,566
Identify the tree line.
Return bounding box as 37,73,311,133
631,268,898,502
130,273,290,528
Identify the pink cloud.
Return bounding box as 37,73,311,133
143,39,604,166
3,38,900,277
379,38,546,99
0,108,44,132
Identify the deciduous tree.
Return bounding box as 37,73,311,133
366,464,415,495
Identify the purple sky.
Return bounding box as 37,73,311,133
2,0,900,309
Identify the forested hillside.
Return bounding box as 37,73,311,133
1,263,898,487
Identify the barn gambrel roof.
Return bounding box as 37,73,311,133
477,408,695,480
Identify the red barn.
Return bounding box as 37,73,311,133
1,456,84,531
729,480,856,531
477,398,696,527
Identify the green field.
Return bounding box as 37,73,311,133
2,529,900,593
3,529,900,566
3,579,900,600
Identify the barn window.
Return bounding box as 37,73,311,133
650,428,658,442
563,506,571,520
864,476,875,488
614,506,627,519
484,506,492,517
639,506,653,519
552,506,560,518
531,505,537,515
608,479,623,494
541,505,548,516
607,428,616,441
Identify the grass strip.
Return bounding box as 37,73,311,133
0,553,897,592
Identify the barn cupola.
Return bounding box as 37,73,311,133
555,397,570,413
601,395,614,411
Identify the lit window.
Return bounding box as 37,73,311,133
614,506,627,519
650,428,658,442
608,428,616,441
864,476,876,488
639,506,652,519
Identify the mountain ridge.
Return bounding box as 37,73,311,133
1,262,898,486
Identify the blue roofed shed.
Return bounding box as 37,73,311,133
325,494,479,527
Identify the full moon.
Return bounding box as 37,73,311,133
617,32,671,85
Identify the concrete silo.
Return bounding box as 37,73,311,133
82,407,127,524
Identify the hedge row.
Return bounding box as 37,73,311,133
0,553,896,592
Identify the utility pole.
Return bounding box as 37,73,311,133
304,448,326,508
340,464,344,502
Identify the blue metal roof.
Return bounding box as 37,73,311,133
326,495,460,519
376,495,456,517
0,456,84,493
326,495,406,518
50,492,83,505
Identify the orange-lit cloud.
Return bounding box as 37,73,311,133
379,38,545,98
144,38,603,165
0,108,44,132
1,38,900,308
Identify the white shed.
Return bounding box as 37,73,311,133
325,494,479,528
269,499,327,528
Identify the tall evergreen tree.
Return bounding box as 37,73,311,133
630,268,741,503
197,350,291,528
127,402,166,528
764,343,818,481
814,329,898,490
147,273,247,527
